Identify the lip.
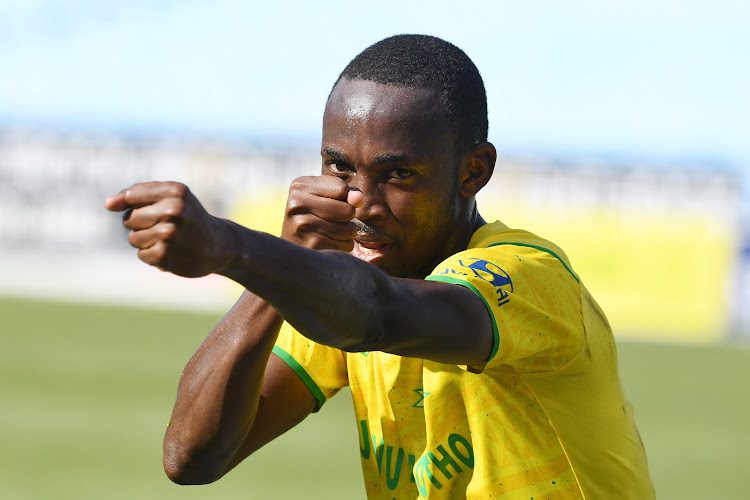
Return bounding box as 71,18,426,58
351,239,392,264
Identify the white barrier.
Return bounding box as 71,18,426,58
1,128,746,338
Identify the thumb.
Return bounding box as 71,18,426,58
347,188,364,208
104,191,128,212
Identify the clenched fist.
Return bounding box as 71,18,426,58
105,181,234,278
281,176,364,251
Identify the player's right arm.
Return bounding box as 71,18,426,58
160,177,357,484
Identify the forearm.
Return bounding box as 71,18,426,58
220,220,398,352
216,220,492,365
163,291,282,484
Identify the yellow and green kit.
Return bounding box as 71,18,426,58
273,221,655,499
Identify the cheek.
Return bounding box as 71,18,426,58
412,182,458,225
384,179,458,244
388,191,430,227
400,195,452,245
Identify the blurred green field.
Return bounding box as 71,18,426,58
1,296,748,499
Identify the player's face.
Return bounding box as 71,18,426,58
322,78,466,278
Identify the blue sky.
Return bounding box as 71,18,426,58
1,0,748,170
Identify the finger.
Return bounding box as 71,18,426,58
287,191,356,222
320,237,355,252
305,233,355,252
347,189,364,208
105,191,128,212
123,197,185,230
286,214,358,249
128,222,177,250
315,220,359,243
292,213,358,241
137,240,168,268
116,181,189,209
290,176,349,201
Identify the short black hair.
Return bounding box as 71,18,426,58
333,34,488,154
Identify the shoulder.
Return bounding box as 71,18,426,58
427,222,586,371
429,221,580,288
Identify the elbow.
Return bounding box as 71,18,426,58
162,439,226,485
163,456,222,486
163,462,198,485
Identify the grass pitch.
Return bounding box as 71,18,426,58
1,296,748,499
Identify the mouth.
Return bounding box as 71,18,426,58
351,238,392,264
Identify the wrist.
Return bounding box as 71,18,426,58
212,218,248,280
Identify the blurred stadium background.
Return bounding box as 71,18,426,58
1,1,748,499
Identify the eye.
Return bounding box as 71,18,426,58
388,168,414,180
328,162,351,175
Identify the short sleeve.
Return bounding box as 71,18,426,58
425,244,584,373
273,321,349,411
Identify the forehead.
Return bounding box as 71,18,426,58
323,78,450,156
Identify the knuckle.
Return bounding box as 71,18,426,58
152,241,169,263
285,196,303,214
138,241,168,267
331,178,348,196
137,248,154,266
122,187,136,204
342,203,356,218
307,234,324,248
159,223,177,240
166,181,187,198
127,230,140,247
289,177,308,193
293,214,316,233
164,198,185,218
123,181,148,201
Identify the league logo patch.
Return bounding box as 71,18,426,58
460,258,513,306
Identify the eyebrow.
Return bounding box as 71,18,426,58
322,147,351,165
373,153,411,166
322,147,412,167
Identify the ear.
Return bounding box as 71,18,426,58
457,142,496,198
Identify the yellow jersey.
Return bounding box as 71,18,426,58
273,221,654,499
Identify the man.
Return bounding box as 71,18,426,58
106,35,654,498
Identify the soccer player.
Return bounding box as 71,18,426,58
105,35,654,498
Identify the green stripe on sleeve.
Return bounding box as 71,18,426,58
425,274,501,366
487,242,580,282
271,345,326,412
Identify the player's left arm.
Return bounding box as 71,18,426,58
105,182,493,366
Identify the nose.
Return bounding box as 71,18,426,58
347,179,387,222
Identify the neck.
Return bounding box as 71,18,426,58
470,205,487,236
461,202,486,250
412,203,485,279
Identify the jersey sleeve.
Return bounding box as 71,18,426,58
425,244,585,373
273,321,349,412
